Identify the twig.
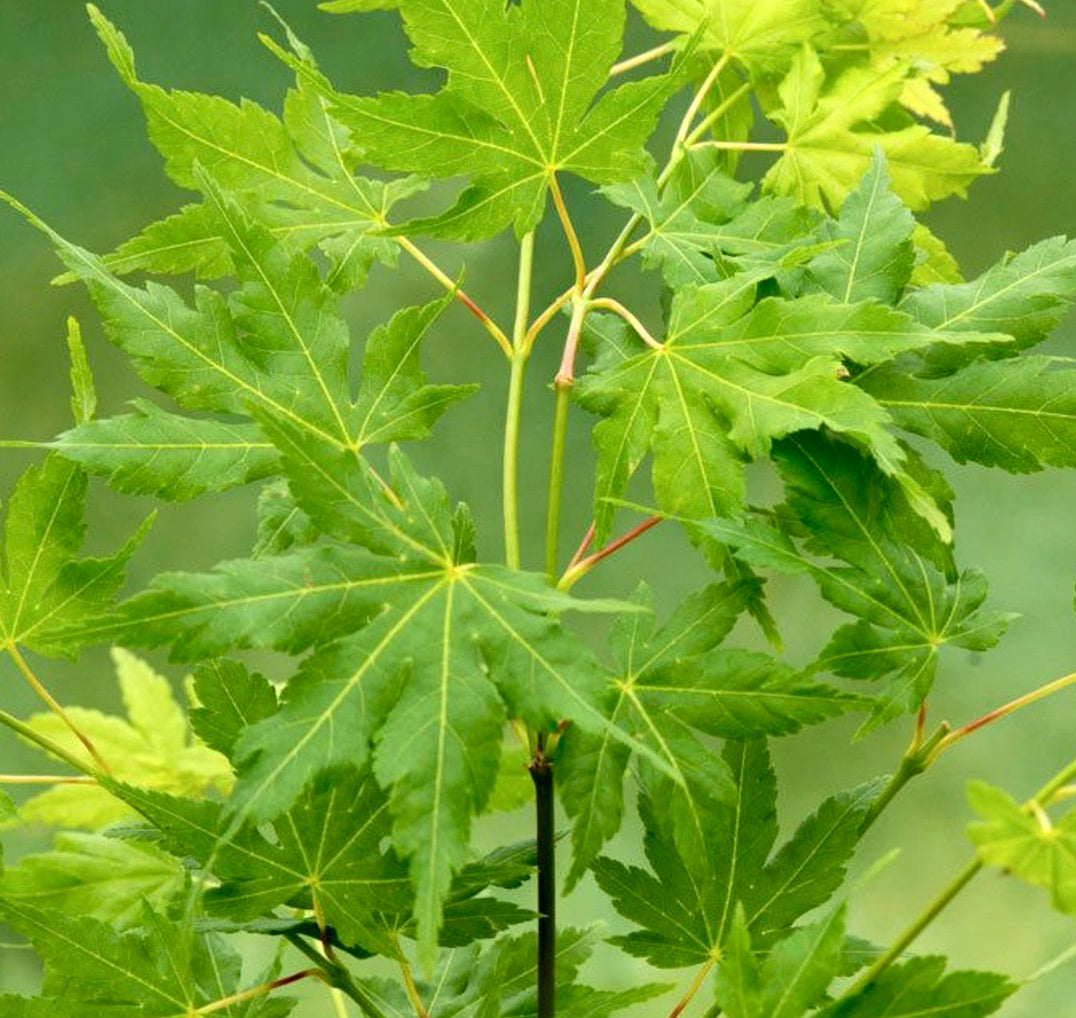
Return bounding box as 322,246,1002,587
587,298,663,350
558,516,663,589
530,734,556,1018
549,173,587,292
4,644,112,775
668,958,716,1018
609,40,677,77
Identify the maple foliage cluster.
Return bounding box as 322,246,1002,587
0,1,1074,1016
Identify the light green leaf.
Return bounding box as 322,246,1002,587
763,47,989,213
65,317,97,425
968,780,1076,915
0,898,297,1017
18,648,232,829
304,0,685,239
1,833,183,929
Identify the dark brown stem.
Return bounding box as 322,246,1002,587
530,733,556,1018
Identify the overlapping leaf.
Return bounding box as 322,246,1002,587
558,582,858,884
705,433,1014,727
101,440,638,957
0,833,183,929
593,740,878,967
576,262,1011,543
826,0,1006,128
0,900,295,1018
87,5,420,290
3,174,471,503
305,0,686,239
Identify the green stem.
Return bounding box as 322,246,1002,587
503,233,535,571
859,722,950,836
838,754,1076,1006
929,670,1076,763
0,704,102,777
285,933,391,1018
545,382,571,582
683,80,753,148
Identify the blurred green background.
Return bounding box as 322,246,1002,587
1,1,1075,1014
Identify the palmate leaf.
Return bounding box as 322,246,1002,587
575,264,1011,543
594,740,878,968
0,900,295,1018
629,0,827,72
705,433,1014,727
967,781,1076,915
87,5,421,290
2,174,472,502
824,956,1015,1018
0,455,148,658
763,46,989,213
17,649,232,829
557,582,859,884
303,0,686,240
100,443,639,958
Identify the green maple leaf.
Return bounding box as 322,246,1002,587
55,400,278,502
629,0,828,72
603,148,820,288
293,0,687,240
102,442,641,958
85,5,421,291
558,582,858,885
967,780,1076,915
825,956,1015,1018
253,480,319,558
763,46,989,213
593,740,877,967
576,267,1009,543
1,833,183,930
715,904,846,1018
806,150,916,305
0,900,296,1018
859,356,1076,473
3,175,472,503
705,433,1015,727
900,235,1076,350
0,455,148,658
17,648,232,829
